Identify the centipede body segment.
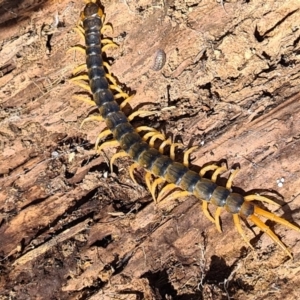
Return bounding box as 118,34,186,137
72,0,300,258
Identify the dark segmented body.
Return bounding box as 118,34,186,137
152,49,166,71
82,2,255,219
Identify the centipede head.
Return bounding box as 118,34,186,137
81,0,104,20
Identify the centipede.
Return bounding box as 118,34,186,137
70,0,300,258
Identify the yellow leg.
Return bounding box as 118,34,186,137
80,115,103,128
142,132,165,147
226,168,240,189
158,138,172,154
233,214,254,250
110,151,128,172
244,195,281,207
102,43,118,52
169,143,183,160
136,126,158,133
199,164,219,177
129,162,139,184
72,95,95,106
214,207,222,233
119,95,134,109
101,24,114,34
135,127,166,145
70,74,89,82
73,26,85,39
115,92,129,100
202,201,215,223
71,81,91,92
145,172,153,196
151,177,165,202
101,12,106,23
211,165,227,183
105,73,117,86
127,110,156,121
183,146,198,167
71,35,116,54
248,213,293,258
72,63,87,75
157,183,177,203
109,84,123,93
142,131,160,140
101,38,115,45
67,45,86,55
161,190,190,205
148,133,166,147
103,61,111,73
95,129,113,150
97,140,119,153
77,25,84,33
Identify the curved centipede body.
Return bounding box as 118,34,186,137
72,0,300,258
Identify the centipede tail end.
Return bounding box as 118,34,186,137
239,200,300,258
